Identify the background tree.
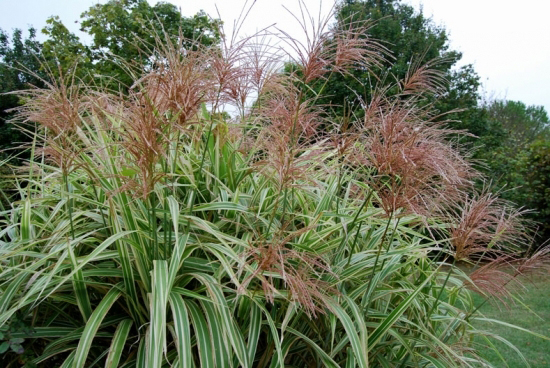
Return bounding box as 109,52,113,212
520,140,550,241
40,16,92,81
435,65,502,146
0,27,44,153
487,100,549,151
475,100,550,243
78,0,221,90
0,27,47,206
477,100,549,197
323,0,550,245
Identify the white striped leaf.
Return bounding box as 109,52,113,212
104,319,133,368
168,293,192,368
147,260,169,368
72,287,122,368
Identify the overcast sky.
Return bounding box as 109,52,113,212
1,0,549,113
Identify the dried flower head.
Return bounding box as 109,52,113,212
12,69,88,175
255,88,329,190
135,42,213,129
15,77,83,137
239,225,335,317
116,92,170,200
279,1,384,84
449,191,532,261
466,257,520,304
401,57,449,96
356,93,475,216
467,247,549,305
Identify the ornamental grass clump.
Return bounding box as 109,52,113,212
0,5,548,367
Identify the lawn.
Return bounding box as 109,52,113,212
471,271,550,367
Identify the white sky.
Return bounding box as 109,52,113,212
1,0,549,113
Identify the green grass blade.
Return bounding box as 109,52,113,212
200,300,230,367
104,319,133,368
20,198,32,241
323,297,368,368
0,272,29,316
247,302,261,364
474,317,550,341
168,293,192,368
43,231,135,304
61,351,77,368
192,273,249,367
72,287,122,368
187,300,215,368
136,333,147,368
368,270,436,349
249,298,284,368
285,326,339,368
148,260,169,368
108,202,140,322
67,242,92,321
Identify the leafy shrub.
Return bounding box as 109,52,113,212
519,140,550,242
474,100,550,246
0,8,547,367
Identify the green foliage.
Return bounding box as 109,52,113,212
0,0,221,161
0,111,480,366
0,2,547,366
41,16,92,81
518,140,550,241
0,322,28,355
0,313,37,367
487,100,550,152
338,0,459,77
435,65,502,148
474,100,550,243
0,27,44,152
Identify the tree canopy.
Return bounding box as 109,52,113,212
487,99,549,150
42,0,221,89
475,99,550,242
0,27,44,151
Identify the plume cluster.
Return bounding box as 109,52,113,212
449,191,532,260
467,246,550,303
240,226,334,318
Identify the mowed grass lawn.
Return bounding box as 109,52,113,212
471,271,550,367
